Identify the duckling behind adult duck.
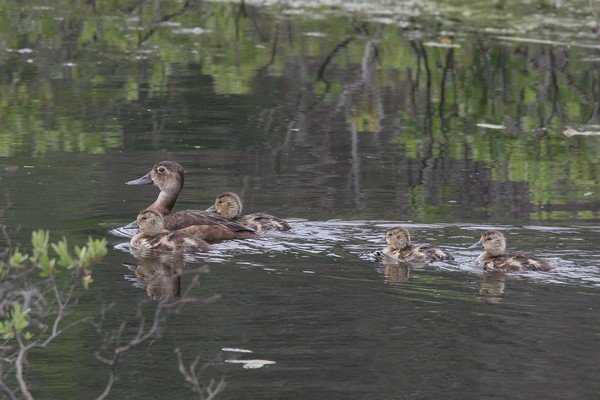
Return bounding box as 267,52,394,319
130,210,212,253
209,192,291,232
126,161,257,242
382,227,454,263
469,230,552,272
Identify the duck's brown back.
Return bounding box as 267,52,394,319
160,210,257,242
479,251,552,272
415,244,454,262
238,213,291,232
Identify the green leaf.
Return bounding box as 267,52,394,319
31,230,50,264
9,249,29,266
0,303,31,340
51,239,76,268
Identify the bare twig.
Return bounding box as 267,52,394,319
0,379,17,400
174,348,227,399
15,334,33,400
94,266,215,399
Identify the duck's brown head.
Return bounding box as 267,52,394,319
136,209,165,237
469,230,506,257
213,192,243,219
127,161,185,214
386,227,411,251
127,161,184,194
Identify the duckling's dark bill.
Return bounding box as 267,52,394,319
126,172,154,185
469,240,483,249
123,220,139,229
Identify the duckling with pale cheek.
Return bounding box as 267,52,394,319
209,192,291,232
469,230,552,272
130,210,212,253
382,227,454,263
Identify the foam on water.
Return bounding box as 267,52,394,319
110,220,600,288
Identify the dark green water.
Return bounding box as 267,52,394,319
1,1,600,399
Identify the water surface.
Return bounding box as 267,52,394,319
1,1,600,398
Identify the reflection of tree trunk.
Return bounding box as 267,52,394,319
137,0,192,45
316,36,355,95
408,42,422,112
422,42,433,135
536,47,561,129
350,122,361,207
439,47,456,133
410,42,435,189
347,39,382,209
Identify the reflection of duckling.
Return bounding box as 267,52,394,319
382,227,454,263
382,262,411,285
125,254,181,300
478,272,506,304
210,192,291,232
469,230,552,272
130,210,212,253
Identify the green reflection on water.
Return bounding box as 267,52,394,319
1,0,600,220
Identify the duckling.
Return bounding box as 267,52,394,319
209,192,291,232
130,210,212,253
126,161,257,242
469,230,552,272
382,227,454,263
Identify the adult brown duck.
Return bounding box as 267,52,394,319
469,230,552,272
126,161,257,243
208,191,291,231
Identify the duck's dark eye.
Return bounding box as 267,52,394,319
485,237,492,241
157,166,166,173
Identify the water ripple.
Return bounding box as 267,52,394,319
110,220,600,288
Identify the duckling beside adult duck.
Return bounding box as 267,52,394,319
382,227,454,263
126,161,257,242
209,192,291,232
130,210,212,253
469,230,552,272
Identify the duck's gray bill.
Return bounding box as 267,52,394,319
126,172,153,185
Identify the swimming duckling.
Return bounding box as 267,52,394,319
209,192,291,232
469,230,552,272
382,227,454,263
126,161,257,242
130,210,212,253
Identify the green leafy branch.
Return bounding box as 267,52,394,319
1,231,107,339
0,230,107,399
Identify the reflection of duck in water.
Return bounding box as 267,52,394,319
382,227,454,263
478,272,506,304
126,161,257,242
124,254,181,300
382,262,411,285
130,210,212,254
469,230,552,272
208,192,291,232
